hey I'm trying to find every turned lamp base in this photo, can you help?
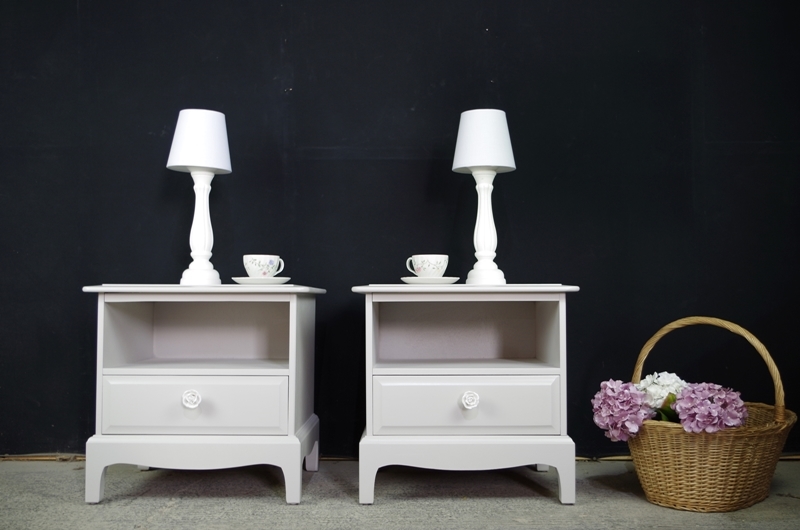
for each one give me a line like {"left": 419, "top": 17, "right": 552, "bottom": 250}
{"left": 466, "top": 267, "right": 506, "bottom": 285}
{"left": 180, "top": 268, "right": 221, "bottom": 286}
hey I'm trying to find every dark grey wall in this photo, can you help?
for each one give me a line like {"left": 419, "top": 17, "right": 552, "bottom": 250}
{"left": 2, "top": 1, "right": 798, "bottom": 458}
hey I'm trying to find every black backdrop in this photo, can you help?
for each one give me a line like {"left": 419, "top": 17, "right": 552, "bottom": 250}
{"left": 2, "top": 1, "right": 798, "bottom": 458}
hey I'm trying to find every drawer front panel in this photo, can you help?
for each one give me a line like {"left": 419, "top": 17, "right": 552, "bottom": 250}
{"left": 373, "top": 375, "right": 560, "bottom": 435}
{"left": 102, "top": 375, "right": 288, "bottom": 435}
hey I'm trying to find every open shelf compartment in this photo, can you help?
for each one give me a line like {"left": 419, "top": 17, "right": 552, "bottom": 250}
{"left": 371, "top": 300, "right": 562, "bottom": 374}
{"left": 101, "top": 301, "right": 291, "bottom": 375}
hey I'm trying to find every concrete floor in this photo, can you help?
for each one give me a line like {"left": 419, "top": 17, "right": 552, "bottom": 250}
{"left": 0, "top": 459, "right": 798, "bottom": 529}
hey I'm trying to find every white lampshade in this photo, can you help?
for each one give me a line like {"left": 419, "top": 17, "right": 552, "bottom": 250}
{"left": 166, "top": 109, "right": 232, "bottom": 174}
{"left": 452, "top": 109, "right": 516, "bottom": 174}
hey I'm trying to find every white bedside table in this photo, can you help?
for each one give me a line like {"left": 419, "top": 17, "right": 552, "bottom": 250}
{"left": 352, "top": 283, "right": 579, "bottom": 505}
{"left": 82, "top": 284, "right": 325, "bottom": 504}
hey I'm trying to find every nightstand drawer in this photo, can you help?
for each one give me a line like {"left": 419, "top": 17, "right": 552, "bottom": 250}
{"left": 372, "top": 375, "right": 560, "bottom": 435}
{"left": 102, "top": 375, "right": 288, "bottom": 435}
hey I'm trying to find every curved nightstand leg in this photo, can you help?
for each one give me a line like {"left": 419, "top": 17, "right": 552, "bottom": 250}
{"left": 282, "top": 463, "right": 302, "bottom": 504}
{"left": 304, "top": 440, "right": 319, "bottom": 472}
{"left": 358, "top": 458, "right": 379, "bottom": 504}
{"left": 555, "top": 462, "right": 576, "bottom": 504}
{"left": 84, "top": 460, "right": 107, "bottom": 504}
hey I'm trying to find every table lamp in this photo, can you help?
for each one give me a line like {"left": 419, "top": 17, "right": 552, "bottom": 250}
{"left": 452, "top": 109, "right": 516, "bottom": 285}
{"left": 166, "top": 109, "right": 232, "bottom": 285}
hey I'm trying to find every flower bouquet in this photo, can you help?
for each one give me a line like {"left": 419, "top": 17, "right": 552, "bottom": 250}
{"left": 592, "top": 372, "right": 748, "bottom": 442}
{"left": 593, "top": 317, "right": 795, "bottom": 512}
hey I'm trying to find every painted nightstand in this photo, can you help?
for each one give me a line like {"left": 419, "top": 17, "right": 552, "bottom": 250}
{"left": 352, "top": 283, "right": 579, "bottom": 504}
{"left": 82, "top": 284, "right": 324, "bottom": 504}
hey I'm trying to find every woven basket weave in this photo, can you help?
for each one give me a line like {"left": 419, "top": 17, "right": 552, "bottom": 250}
{"left": 628, "top": 316, "right": 796, "bottom": 512}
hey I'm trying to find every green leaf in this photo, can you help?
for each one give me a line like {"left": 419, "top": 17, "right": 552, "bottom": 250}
{"left": 655, "top": 393, "right": 680, "bottom": 422}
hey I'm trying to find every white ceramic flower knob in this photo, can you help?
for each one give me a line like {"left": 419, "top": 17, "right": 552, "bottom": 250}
{"left": 461, "top": 390, "right": 480, "bottom": 410}
{"left": 182, "top": 389, "right": 202, "bottom": 409}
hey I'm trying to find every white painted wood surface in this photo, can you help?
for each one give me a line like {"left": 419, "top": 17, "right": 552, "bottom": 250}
{"left": 372, "top": 375, "right": 560, "bottom": 435}
{"left": 83, "top": 285, "right": 324, "bottom": 504}
{"left": 102, "top": 375, "right": 289, "bottom": 435}
{"left": 84, "top": 284, "right": 325, "bottom": 294}
{"left": 358, "top": 433, "right": 576, "bottom": 505}
{"left": 353, "top": 284, "right": 578, "bottom": 505}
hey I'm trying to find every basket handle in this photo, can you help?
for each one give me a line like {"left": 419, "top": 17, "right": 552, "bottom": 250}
{"left": 631, "top": 316, "right": 786, "bottom": 423}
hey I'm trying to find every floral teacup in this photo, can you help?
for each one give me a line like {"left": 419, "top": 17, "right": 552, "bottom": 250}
{"left": 243, "top": 255, "right": 285, "bottom": 278}
{"left": 406, "top": 254, "right": 448, "bottom": 278}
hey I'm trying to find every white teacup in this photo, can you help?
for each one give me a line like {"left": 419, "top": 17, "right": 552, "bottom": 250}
{"left": 243, "top": 255, "right": 285, "bottom": 278}
{"left": 406, "top": 254, "right": 448, "bottom": 278}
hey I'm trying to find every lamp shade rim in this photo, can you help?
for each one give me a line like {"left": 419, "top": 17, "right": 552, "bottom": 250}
{"left": 166, "top": 164, "right": 233, "bottom": 174}
{"left": 452, "top": 165, "right": 516, "bottom": 174}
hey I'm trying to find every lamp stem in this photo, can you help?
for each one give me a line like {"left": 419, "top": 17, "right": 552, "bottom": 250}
{"left": 466, "top": 169, "right": 506, "bottom": 285}
{"left": 180, "top": 170, "right": 221, "bottom": 285}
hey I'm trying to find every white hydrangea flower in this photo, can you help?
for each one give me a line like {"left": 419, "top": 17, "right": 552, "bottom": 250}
{"left": 635, "top": 371, "right": 688, "bottom": 409}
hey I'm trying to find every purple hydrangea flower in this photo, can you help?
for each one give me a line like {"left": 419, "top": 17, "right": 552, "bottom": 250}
{"left": 592, "top": 379, "right": 655, "bottom": 442}
{"left": 672, "top": 382, "right": 748, "bottom": 433}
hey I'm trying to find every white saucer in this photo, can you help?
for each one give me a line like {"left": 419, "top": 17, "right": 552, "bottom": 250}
{"left": 401, "top": 277, "right": 459, "bottom": 285}
{"left": 232, "top": 277, "right": 290, "bottom": 285}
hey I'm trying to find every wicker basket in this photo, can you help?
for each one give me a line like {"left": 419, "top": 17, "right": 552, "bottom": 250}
{"left": 628, "top": 316, "right": 796, "bottom": 512}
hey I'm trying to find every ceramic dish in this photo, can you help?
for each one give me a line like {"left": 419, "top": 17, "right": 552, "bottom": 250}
{"left": 232, "top": 277, "right": 291, "bottom": 285}
{"left": 400, "top": 277, "right": 459, "bottom": 285}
